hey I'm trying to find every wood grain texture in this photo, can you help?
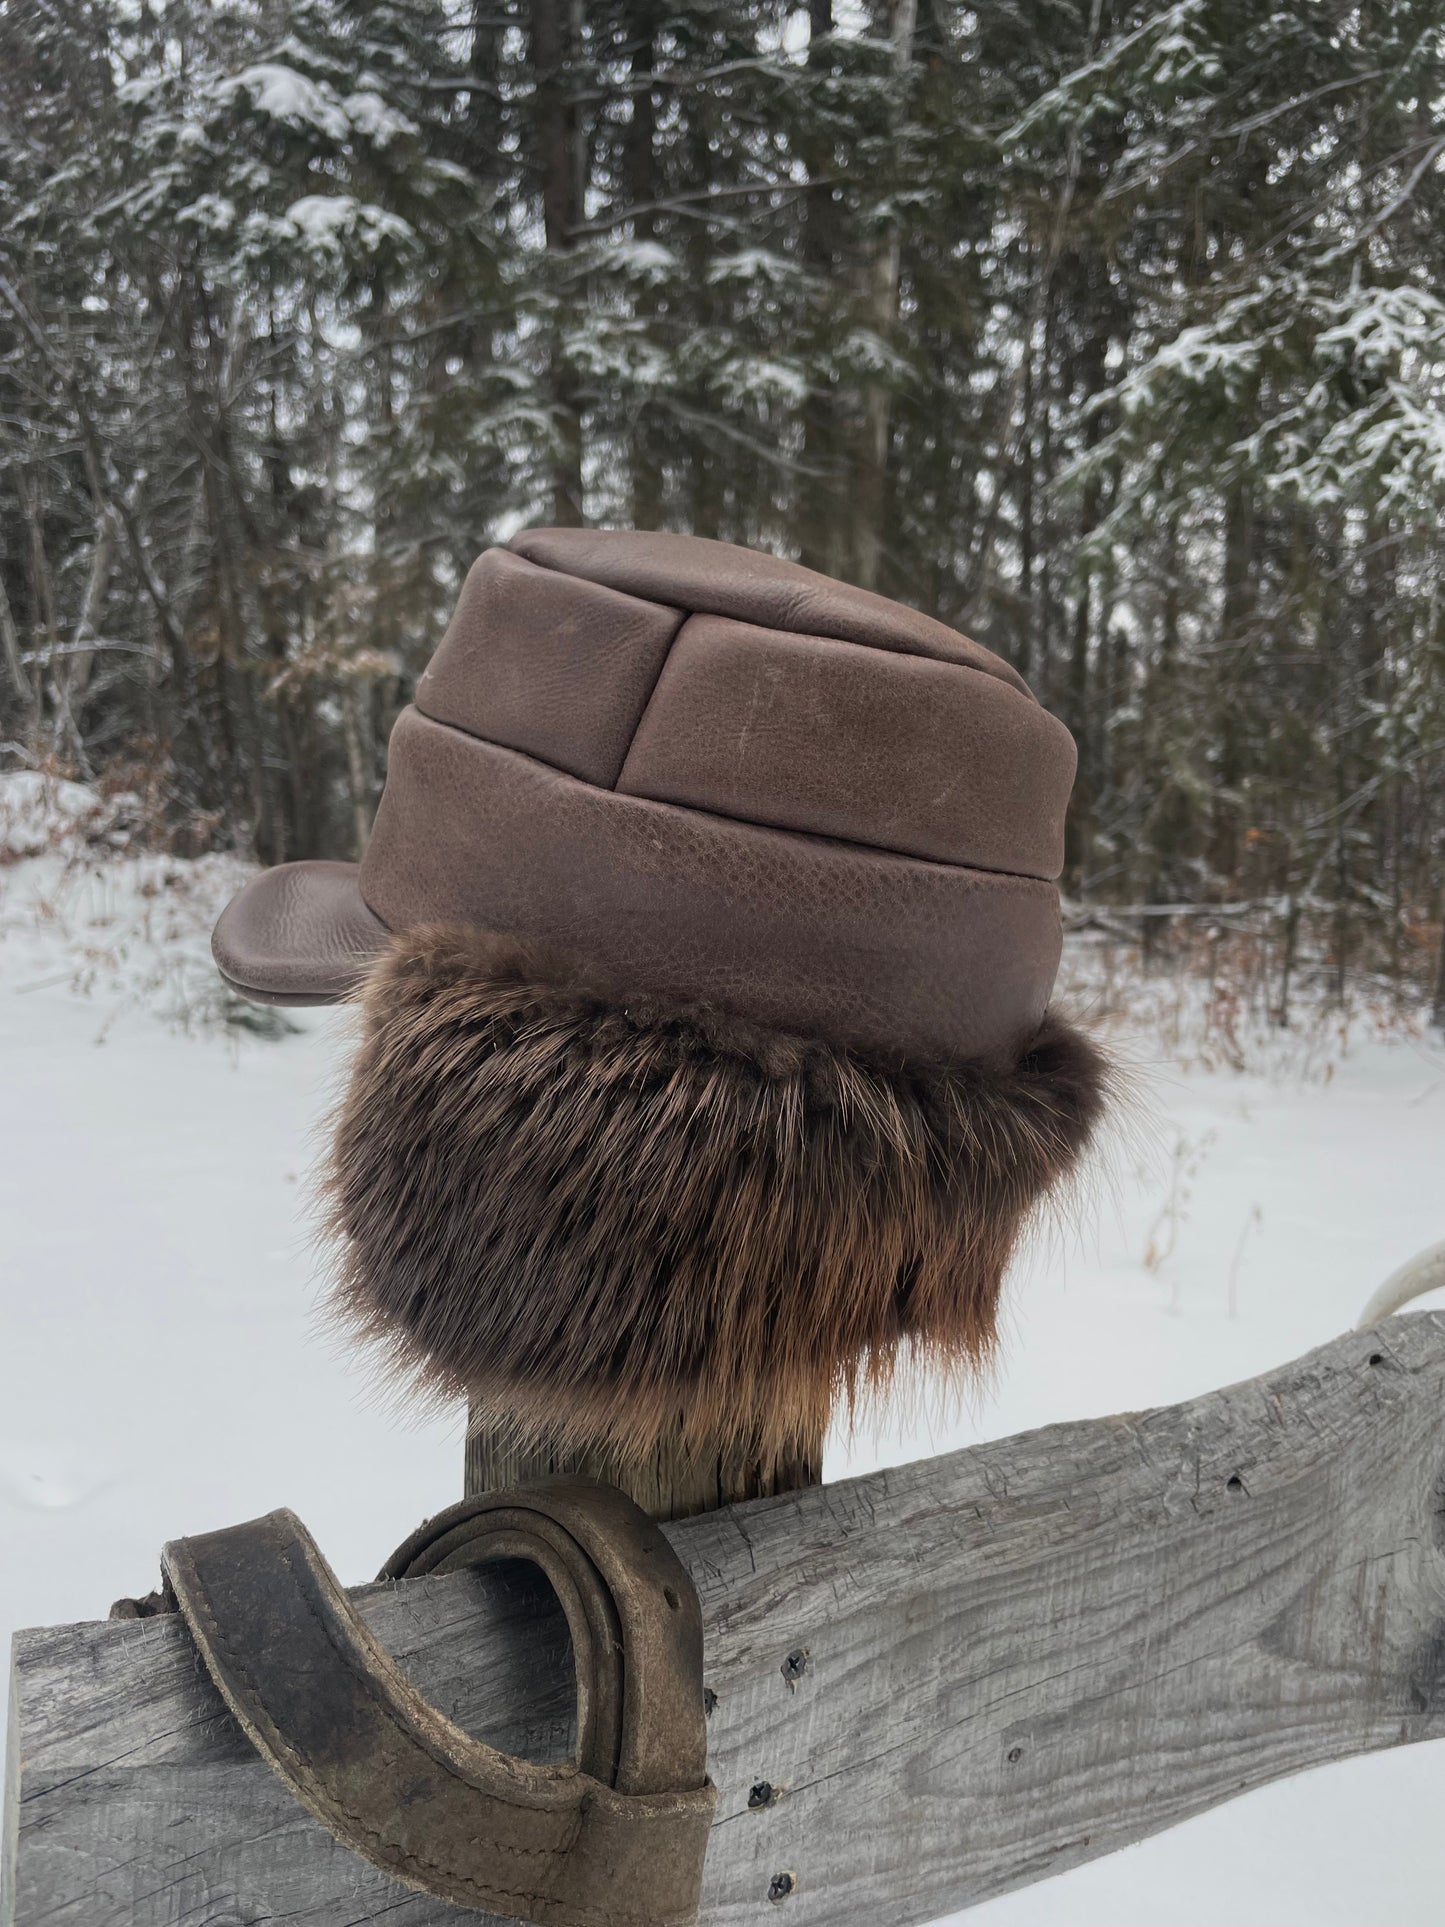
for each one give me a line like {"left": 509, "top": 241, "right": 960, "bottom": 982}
{"left": 463, "top": 1408, "right": 824, "bottom": 1521}
{"left": 6, "top": 1314, "right": 1445, "bottom": 1926}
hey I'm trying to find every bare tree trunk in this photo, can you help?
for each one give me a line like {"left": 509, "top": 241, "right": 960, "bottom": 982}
{"left": 16, "top": 461, "right": 58, "bottom": 739}
{"left": 51, "top": 507, "right": 117, "bottom": 766}
{"left": 624, "top": 1, "right": 663, "bottom": 529}
{"left": 1063, "top": 324, "right": 1108, "bottom": 879}
{"left": 1068, "top": 561, "right": 1093, "bottom": 835}
{"left": 340, "top": 682, "right": 372, "bottom": 860}
{"left": 797, "top": 0, "right": 843, "bottom": 577}
{"left": 1212, "top": 479, "right": 1253, "bottom": 890}
{"left": 848, "top": 0, "right": 916, "bottom": 593}
{"left": 530, "top": 0, "right": 585, "bottom": 525}
{"left": 0, "top": 566, "right": 36, "bottom": 726}
{"left": 1018, "top": 334, "right": 1037, "bottom": 683}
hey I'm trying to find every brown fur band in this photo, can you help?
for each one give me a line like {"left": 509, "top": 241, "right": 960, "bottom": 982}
{"left": 325, "top": 926, "right": 1108, "bottom": 1462}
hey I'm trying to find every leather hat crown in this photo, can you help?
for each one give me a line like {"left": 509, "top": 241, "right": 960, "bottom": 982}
{"left": 214, "top": 528, "right": 1076, "bottom": 1064}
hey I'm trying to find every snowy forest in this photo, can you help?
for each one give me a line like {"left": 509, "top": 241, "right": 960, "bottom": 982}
{"left": 2, "top": 0, "right": 1444, "bottom": 1020}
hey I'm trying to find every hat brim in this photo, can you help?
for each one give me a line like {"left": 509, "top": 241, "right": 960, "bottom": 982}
{"left": 212, "top": 860, "right": 391, "bottom": 1006}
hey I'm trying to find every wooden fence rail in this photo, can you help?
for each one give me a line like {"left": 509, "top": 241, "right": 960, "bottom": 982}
{"left": 6, "top": 1312, "right": 1445, "bottom": 1926}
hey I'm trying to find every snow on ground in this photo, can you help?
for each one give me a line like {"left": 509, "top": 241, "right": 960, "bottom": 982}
{"left": 2, "top": 778, "right": 1443, "bottom": 1925}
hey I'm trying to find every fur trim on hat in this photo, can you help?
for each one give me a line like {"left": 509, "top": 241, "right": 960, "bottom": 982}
{"left": 324, "top": 925, "right": 1109, "bottom": 1462}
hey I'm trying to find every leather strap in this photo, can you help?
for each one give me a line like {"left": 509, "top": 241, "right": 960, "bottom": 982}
{"left": 162, "top": 1481, "right": 716, "bottom": 1927}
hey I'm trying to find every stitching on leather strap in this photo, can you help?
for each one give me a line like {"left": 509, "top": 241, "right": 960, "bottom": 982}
{"left": 171, "top": 1537, "right": 574, "bottom": 1912}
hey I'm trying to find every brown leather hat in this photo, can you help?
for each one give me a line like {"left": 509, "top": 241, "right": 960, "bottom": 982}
{"left": 227, "top": 530, "right": 1106, "bottom": 1472}
{"left": 213, "top": 527, "right": 1076, "bottom": 1063}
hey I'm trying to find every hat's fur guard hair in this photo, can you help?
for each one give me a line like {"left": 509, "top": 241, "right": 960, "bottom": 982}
{"left": 326, "top": 926, "right": 1108, "bottom": 1462}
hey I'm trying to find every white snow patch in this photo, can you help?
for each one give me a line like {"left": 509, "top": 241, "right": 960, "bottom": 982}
{"left": 1113, "top": 321, "right": 1260, "bottom": 415}
{"left": 0, "top": 773, "right": 269, "bottom": 1033}
{"left": 224, "top": 63, "right": 350, "bottom": 143}
{"left": 284, "top": 194, "right": 415, "bottom": 256}
{"left": 176, "top": 193, "right": 238, "bottom": 233}
{"left": 342, "top": 89, "right": 417, "bottom": 146}
{"left": 1317, "top": 283, "right": 1445, "bottom": 371}
{"left": 706, "top": 248, "right": 800, "bottom": 287}
{"left": 598, "top": 239, "right": 678, "bottom": 283}
{"left": 719, "top": 356, "right": 810, "bottom": 407}
{"left": 1, "top": 771, "right": 103, "bottom": 847}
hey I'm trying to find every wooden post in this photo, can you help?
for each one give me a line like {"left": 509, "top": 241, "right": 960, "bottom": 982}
{"left": 464, "top": 1407, "right": 824, "bottom": 1521}
{"left": 8, "top": 1314, "right": 1445, "bottom": 1927}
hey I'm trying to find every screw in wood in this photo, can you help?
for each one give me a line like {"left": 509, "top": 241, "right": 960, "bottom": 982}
{"left": 768, "top": 1871, "right": 796, "bottom": 1902}
{"left": 748, "top": 1781, "right": 776, "bottom": 1809}
{"left": 780, "top": 1648, "right": 808, "bottom": 1685}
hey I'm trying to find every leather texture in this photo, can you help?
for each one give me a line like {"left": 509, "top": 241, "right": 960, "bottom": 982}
{"left": 212, "top": 859, "right": 388, "bottom": 1003}
{"left": 618, "top": 613, "right": 1075, "bottom": 876}
{"left": 510, "top": 526, "right": 1029, "bottom": 690}
{"left": 162, "top": 1484, "right": 716, "bottom": 1927}
{"left": 418, "top": 547, "right": 685, "bottom": 787}
{"left": 359, "top": 710, "right": 1061, "bottom": 1063}
{"left": 380, "top": 1484, "right": 709, "bottom": 1799}
{"left": 212, "top": 527, "right": 1077, "bottom": 1062}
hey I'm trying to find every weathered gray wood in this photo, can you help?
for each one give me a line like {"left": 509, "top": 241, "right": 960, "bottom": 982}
{"left": 6, "top": 1314, "right": 1445, "bottom": 1926}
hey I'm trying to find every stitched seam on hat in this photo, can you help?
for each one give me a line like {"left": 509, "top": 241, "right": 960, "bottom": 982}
{"left": 614, "top": 602, "right": 688, "bottom": 791}
{"left": 609, "top": 789, "right": 1060, "bottom": 883}
{"left": 507, "top": 542, "right": 1027, "bottom": 694}
{"left": 409, "top": 711, "right": 1061, "bottom": 885}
